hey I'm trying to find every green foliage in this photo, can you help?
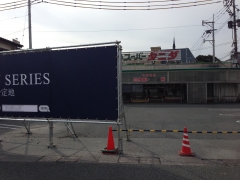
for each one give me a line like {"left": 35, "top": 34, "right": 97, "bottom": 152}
{"left": 196, "top": 55, "right": 220, "bottom": 62}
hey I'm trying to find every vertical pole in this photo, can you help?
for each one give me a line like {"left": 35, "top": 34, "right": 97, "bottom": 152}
{"left": 27, "top": 0, "right": 32, "bottom": 132}
{"left": 117, "top": 42, "right": 124, "bottom": 154}
{"left": 23, "top": 120, "right": 32, "bottom": 134}
{"left": 181, "top": 84, "right": 183, "bottom": 103}
{"left": 123, "top": 111, "right": 130, "bottom": 141}
{"left": 186, "top": 48, "right": 188, "bottom": 63}
{"left": 48, "top": 121, "right": 55, "bottom": 148}
{"left": 213, "top": 14, "right": 215, "bottom": 63}
{"left": 26, "top": 120, "right": 32, "bottom": 134}
{"left": 117, "top": 123, "right": 123, "bottom": 154}
{"left": 232, "top": 0, "right": 238, "bottom": 64}
{"left": 28, "top": 0, "right": 32, "bottom": 49}
{"left": 118, "top": 43, "right": 122, "bottom": 121}
{"left": 120, "top": 45, "right": 130, "bottom": 141}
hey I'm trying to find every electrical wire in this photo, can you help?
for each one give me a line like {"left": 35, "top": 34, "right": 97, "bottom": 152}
{"left": 215, "top": 17, "right": 230, "bottom": 34}
{"left": 192, "top": 41, "right": 233, "bottom": 51}
{"left": 0, "top": 15, "right": 27, "bottom": 22}
{"left": 214, "top": 6, "right": 229, "bottom": 22}
{"left": 0, "top": 0, "right": 26, "bottom": 6}
{"left": 218, "top": 51, "right": 232, "bottom": 60}
{"left": 47, "top": 0, "right": 218, "bottom": 8}
{"left": 0, "top": 0, "right": 42, "bottom": 11}
{"left": 194, "top": 3, "right": 231, "bottom": 58}
{"left": 31, "top": 24, "right": 201, "bottom": 33}
{"left": 0, "top": 0, "right": 222, "bottom": 11}
{"left": 207, "top": 4, "right": 226, "bottom": 21}
{"left": 2, "top": 27, "right": 28, "bottom": 38}
{"left": 22, "top": 9, "right": 28, "bottom": 45}
{"left": 194, "top": 42, "right": 204, "bottom": 56}
{"left": 0, "top": 4, "right": 27, "bottom": 12}
{"left": 74, "top": 0, "right": 188, "bottom": 3}
{"left": 0, "top": 2, "right": 28, "bottom": 8}
{"left": 190, "top": 32, "right": 209, "bottom": 52}
{"left": 192, "top": 34, "right": 206, "bottom": 56}
{"left": 190, "top": 36, "right": 202, "bottom": 49}
{"left": 218, "top": 51, "right": 231, "bottom": 57}
{"left": 0, "top": 3, "right": 28, "bottom": 10}
{"left": 191, "top": 37, "right": 204, "bottom": 52}
{"left": 43, "top": 0, "right": 221, "bottom": 10}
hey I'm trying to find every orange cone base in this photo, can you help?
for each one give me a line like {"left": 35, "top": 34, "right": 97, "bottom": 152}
{"left": 178, "top": 150, "right": 195, "bottom": 156}
{"left": 101, "top": 147, "right": 118, "bottom": 154}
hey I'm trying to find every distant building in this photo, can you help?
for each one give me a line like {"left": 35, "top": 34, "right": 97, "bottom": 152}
{"left": 0, "top": 37, "right": 23, "bottom": 51}
{"left": 121, "top": 42, "right": 240, "bottom": 104}
{"left": 122, "top": 47, "right": 195, "bottom": 65}
{"left": 122, "top": 38, "right": 195, "bottom": 65}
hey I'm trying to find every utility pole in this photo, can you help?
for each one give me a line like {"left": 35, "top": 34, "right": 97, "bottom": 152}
{"left": 202, "top": 14, "right": 217, "bottom": 63}
{"left": 225, "top": 0, "right": 239, "bottom": 65}
{"left": 213, "top": 14, "right": 215, "bottom": 62}
{"left": 28, "top": 0, "right": 32, "bottom": 49}
{"left": 232, "top": 0, "right": 238, "bottom": 64}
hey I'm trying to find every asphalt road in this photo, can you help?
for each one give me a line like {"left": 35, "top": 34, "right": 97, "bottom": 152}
{"left": 0, "top": 161, "right": 240, "bottom": 180}
{"left": 69, "top": 103, "right": 240, "bottom": 140}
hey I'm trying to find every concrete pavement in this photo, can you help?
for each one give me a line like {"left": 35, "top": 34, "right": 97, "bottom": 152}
{"left": 0, "top": 121, "right": 240, "bottom": 166}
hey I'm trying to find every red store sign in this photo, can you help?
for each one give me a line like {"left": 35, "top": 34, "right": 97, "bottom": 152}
{"left": 161, "top": 77, "right": 165, "bottom": 82}
{"left": 133, "top": 77, "right": 149, "bottom": 83}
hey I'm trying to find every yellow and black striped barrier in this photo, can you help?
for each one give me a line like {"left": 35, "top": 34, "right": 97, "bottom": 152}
{"left": 112, "top": 129, "right": 240, "bottom": 134}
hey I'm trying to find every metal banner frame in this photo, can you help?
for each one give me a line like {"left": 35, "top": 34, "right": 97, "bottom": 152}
{"left": 0, "top": 41, "right": 126, "bottom": 154}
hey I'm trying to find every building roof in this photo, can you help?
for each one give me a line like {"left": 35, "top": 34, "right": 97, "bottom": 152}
{"left": 0, "top": 37, "right": 23, "bottom": 51}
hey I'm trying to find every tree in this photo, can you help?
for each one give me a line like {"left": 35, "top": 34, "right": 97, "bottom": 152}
{"left": 196, "top": 55, "right": 220, "bottom": 62}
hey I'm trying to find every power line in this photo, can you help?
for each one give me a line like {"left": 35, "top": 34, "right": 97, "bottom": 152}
{"left": 27, "top": 24, "right": 201, "bottom": 33}
{"left": 190, "top": 32, "right": 209, "bottom": 52}
{"left": 214, "top": 6, "right": 229, "bottom": 22}
{"left": 0, "top": 24, "right": 202, "bottom": 34}
{"left": 0, "top": 0, "right": 27, "bottom": 6}
{"left": 206, "top": 1, "right": 229, "bottom": 22}
{"left": 48, "top": 0, "right": 217, "bottom": 7}
{"left": 2, "top": 28, "right": 28, "bottom": 37}
{"left": 43, "top": 0, "right": 221, "bottom": 10}
{"left": 191, "top": 37, "right": 204, "bottom": 52}
{"left": 0, "top": 1, "right": 28, "bottom": 8}
{"left": 195, "top": 42, "right": 204, "bottom": 56}
{"left": 74, "top": 0, "right": 187, "bottom": 3}
{"left": 218, "top": 50, "right": 233, "bottom": 60}
{"left": 0, "top": 5, "right": 27, "bottom": 11}
{"left": 0, "top": 0, "right": 41, "bottom": 11}
{"left": 191, "top": 41, "right": 233, "bottom": 51}
{"left": 22, "top": 8, "right": 28, "bottom": 45}
{"left": 0, "top": 0, "right": 222, "bottom": 9}
{"left": 0, "top": 0, "right": 222, "bottom": 11}
{"left": 0, "top": 15, "right": 27, "bottom": 22}
{"left": 192, "top": 3, "right": 231, "bottom": 57}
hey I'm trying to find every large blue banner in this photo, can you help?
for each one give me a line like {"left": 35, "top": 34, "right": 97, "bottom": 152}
{"left": 0, "top": 46, "right": 118, "bottom": 120}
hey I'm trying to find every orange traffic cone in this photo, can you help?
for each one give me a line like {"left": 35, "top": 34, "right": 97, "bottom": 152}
{"left": 178, "top": 127, "right": 194, "bottom": 156}
{"left": 101, "top": 126, "right": 118, "bottom": 153}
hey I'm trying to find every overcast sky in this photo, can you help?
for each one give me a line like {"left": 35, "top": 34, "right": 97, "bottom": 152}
{"left": 0, "top": 0, "right": 239, "bottom": 60}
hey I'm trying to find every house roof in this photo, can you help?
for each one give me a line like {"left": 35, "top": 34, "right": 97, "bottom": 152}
{"left": 0, "top": 37, "right": 23, "bottom": 48}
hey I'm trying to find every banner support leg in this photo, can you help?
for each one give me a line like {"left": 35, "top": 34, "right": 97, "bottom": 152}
{"left": 22, "top": 121, "right": 32, "bottom": 134}
{"left": 48, "top": 121, "right": 56, "bottom": 148}
{"left": 117, "top": 123, "right": 123, "bottom": 155}
{"left": 65, "top": 122, "right": 77, "bottom": 138}
{"left": 122, "top": 106, "right": 131, "bottom": 141}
